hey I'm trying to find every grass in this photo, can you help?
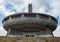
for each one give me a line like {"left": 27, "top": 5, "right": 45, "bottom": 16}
{"left": 0, "top": 37, "right": 60, "bottom": 42}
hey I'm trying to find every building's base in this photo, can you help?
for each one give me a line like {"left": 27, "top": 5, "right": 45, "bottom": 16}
{"left": 7, "top": 29, "right": 53, "bottom": 37}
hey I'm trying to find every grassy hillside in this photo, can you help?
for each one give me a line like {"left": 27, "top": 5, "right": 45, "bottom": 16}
{"left": 0, "top": 37, "right": 60, "bottom": 42}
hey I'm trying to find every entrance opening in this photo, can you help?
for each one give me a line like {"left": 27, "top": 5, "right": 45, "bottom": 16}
{"left": 25, "top": 35, "right": 34, "bottom": 37}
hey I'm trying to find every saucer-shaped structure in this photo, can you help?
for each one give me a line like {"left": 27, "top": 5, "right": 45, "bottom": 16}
{"left": 2, "top": 4, "right": 58, "bottom": 37}
{"left": 2, "top": 13, "right": 58, "bottom": 32}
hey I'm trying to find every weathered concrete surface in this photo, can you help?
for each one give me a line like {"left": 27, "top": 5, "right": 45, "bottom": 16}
{"left": 8, "top": 29, "right": 53, "bottom": 37}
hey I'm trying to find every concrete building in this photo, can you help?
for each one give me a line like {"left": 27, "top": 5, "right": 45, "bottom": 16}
{"left": 2, "top": 4, "right": 58, "bottom": 37}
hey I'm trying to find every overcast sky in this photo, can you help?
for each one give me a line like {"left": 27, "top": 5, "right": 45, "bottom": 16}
{"left": 0, "top": 0, "right": 60, "bottom": 36}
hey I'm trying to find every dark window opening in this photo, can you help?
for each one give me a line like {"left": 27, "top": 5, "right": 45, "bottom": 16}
{"left": 42, "top": 29, "right": 46, "bottom": 30}
{"left": 3, "top": 17, "right": 9, "bottom": 23}
{"left": 12, "top": 15, "right": 21, "bottom": 19}
{"left": 24, "top": 14, "right": 36, "bottom": 18}
{"left": 39, "top": 15, "right": 48, "bottom": 19}
{"left": 25, "top": 35, "right": 34, "bottom": 37}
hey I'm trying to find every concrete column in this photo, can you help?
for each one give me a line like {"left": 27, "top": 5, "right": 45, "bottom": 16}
{"left": 9, "top": 16, "right": 12, "bottom": 21}
{"left": 36, "top": 14, "right": 39, "bottom": 18}
{"left": 21, "top": 14, "right": 25, "bottom": 18}
{"left": 49, "top": 17, "right": 51, "bottom": 22}
{"left": 7, "top": 29, "right": 11, "bottom": 36}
